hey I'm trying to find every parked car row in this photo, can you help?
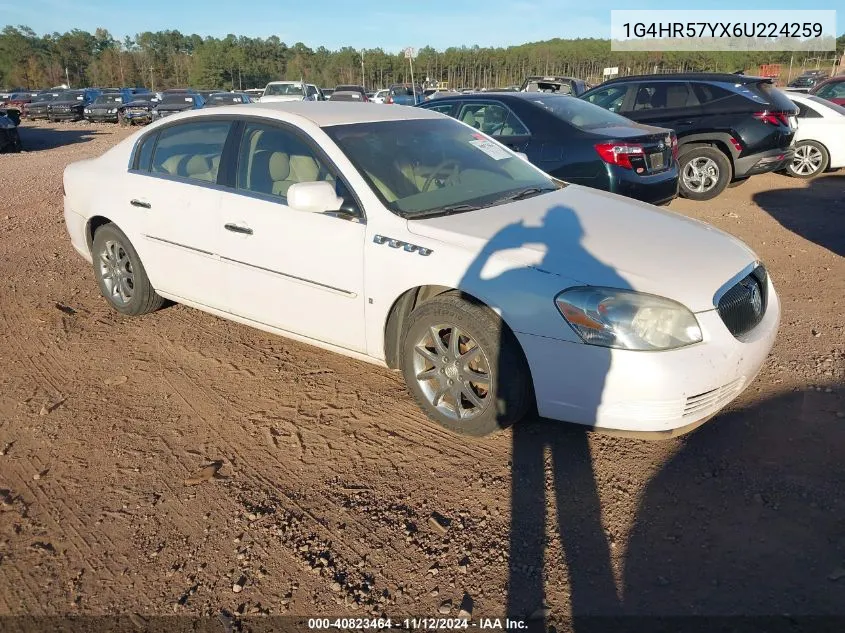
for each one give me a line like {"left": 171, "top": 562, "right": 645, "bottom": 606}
{"left": 420, "top": 71, "right": 844, "bottom": 202}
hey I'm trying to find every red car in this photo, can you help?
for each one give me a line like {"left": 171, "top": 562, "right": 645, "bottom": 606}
{"left": 809, "top": 75, "right": 845, "bottom": 106}
{"left": 3, "top": 92, "right": 32, "bottom": 108}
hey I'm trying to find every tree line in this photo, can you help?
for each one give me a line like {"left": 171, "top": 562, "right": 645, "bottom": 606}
{"left": 1, "top": 25, "right": 843, "bottom": 91}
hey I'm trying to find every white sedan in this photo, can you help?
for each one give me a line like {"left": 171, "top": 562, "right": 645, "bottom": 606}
{"left": 785, "top": 93, "right": 845, "bottom": 178}
{"left": 63, "top": 103, "right": 780, "bottom": 437}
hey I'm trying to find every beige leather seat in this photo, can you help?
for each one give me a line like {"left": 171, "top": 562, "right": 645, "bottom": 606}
{"left": 185, "top": 155, "right": 215, "bottom": 182}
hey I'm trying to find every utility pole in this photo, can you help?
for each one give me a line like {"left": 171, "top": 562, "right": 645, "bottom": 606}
{"left": 150, "top": 66, "right": 155, "bottom": 92}
{"left": 65, "top": 66, "right": 70, "bottom": 88}
{"left": 360, "top": 49, "right": 365, "bottom": 89}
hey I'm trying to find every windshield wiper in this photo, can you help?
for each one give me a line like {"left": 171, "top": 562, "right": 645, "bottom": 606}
{"left": 408, "top": 204, "right": 481, "bottom": 219}
{"left": 500, "top": 187, "right": 557, "bottom": 202}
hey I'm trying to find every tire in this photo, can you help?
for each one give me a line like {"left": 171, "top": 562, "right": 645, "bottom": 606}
{"left": 786, "top": 140, "right": 829, "bottom": 179}
{"left": 92, "top": 223, "right": 165, "bottom": 316}
{"left": 678, "top": 146, "right": 732, "bottom": 201}
{"left": 400, "top": 292, "right": 533, "bottom": 436}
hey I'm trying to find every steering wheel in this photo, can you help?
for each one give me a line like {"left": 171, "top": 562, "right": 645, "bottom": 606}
{"left": 422, "top": 160, "right": 461, "bottom": 192}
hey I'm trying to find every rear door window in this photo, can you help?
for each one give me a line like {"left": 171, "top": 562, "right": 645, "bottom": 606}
{"left": 150, "top": 121, "right": 232, "bottom": 183}
{"left": 631, "top": 82, "right": 695, "bottom": 111}
{"left": 455, "top": 103, "right": 529, "bottom": 137}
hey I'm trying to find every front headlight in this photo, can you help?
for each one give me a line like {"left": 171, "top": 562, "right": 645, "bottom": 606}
{"left": 555, "top": 287, "right": 702, "bottom": 351}
{"left": 108, "top": 108, "right": 117, "bottom": 113}
{"left": 84, "top": 108, "right": 90, "bottom": 113}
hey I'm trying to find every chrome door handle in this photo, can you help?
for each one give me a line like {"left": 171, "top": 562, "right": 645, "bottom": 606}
{"left": 224, "top": 223, "right": 253, "bottom": 235}
{"left": 130, "top": 199, "right": 151, "bottom": 209}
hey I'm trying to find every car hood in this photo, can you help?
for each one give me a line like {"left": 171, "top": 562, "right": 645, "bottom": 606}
{"left": 258, "top": 95, "right": 304, "bottom": 103}
{"left": 406, "top": 185, "right": 758, "bottom": 313}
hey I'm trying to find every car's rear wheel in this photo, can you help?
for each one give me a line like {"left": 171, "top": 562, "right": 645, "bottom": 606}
{"left": 92, "top": 223, "right": 165, "bottom": 316}
{"left": 786, "top": 140, "right": 829, "bottom": 179}
{"left": 678, "top": 146, "right": 732, "bottom": 201}
{"left": 400, "top": 292, "right": 533, "bottom": 436}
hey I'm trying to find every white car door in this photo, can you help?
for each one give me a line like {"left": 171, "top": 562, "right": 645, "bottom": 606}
{"left": 126, "top": 119, "right": 233, "bottom": 309}
{"left": 216, "top": 120, "right": 367, "bottom": 352}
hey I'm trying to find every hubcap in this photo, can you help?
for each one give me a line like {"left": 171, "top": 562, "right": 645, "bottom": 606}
{"left": 791, "top": 144, "right": 823, "bottom": 175}
{"left": 98, "top": 240, "right": 135, "bottom": 306}
{"left": 682, "top": 157, "right": 720, "bottom": 193}
{"left": 413, "top": 324, "right": 491, "bottom": 421}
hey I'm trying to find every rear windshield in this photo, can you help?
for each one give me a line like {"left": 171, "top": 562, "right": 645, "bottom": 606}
{"left": 523, "top": 81, "right": 572, "bottom": 95}
{"left": 527, "top": 95, "right": 634, "bottom": 129}
{"left": 264, "top": 83, "right": 303, "bottom": 96}
{"left": 161, "top": 93, "right": 195, "bottom": 105}
{"left": 757, "top": 82, "right": 799, "bottom": 112}
{"left": 336, "top": 85, "right": 364, "bottom": 93}
{"left": 32, "top": 93, "right": 55, "bottom": 102}
{"left": 95, "top": 94, "right": 123, "bottom": 104}
{"left": 209, "top": 94, "right": 243, "bottom": 103}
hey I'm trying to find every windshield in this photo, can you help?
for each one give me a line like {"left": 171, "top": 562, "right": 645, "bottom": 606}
{"left": 264, "top": 83, "right": 303, "bottom": 96}
{"left": 33, "top": 94, "right": 54, "bottom": 102}
{"left": 161, "top": 93, "right": 195, "bottom": 105}
{"left": 95, "top": 94, "right": 122, "bottom": 104}
{"left": 790, "top": 77, "right": 814, "bottom": 86}
{"left": 325, "top": 118, "right": 557, "bottom": 218}
{"left": 58, "top": 90, "right": 84, "bottom": 101}
{"left": 527, "top": 95, "right": 634, "bottom": 129}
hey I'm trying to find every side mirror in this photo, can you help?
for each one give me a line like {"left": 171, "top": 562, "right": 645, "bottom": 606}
{"left": 287, "top": 181, "right": 343, "bottom": 214}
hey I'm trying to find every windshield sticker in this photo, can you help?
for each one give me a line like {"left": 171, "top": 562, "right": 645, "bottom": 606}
{"left": 185, "top": 97, "right": 193, "bottom": 102}
{"left": 469, "top": 139, "right": 511, "bottom": 160}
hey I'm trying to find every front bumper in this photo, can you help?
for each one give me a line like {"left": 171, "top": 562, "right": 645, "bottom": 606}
{"left": 734, "top": 148, "right": 794, "bottom": 178}
{"left": 49, "top": 110, "right": 83, "bottom": 121}
{"left": 84, "top": 112, "right": 118, "bottom": 122}
{"left": 517, "top": 278, "right": 780, "bottom": 435}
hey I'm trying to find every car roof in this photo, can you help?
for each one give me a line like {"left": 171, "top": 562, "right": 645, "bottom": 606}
{"left": 598, "top": 72, "right": 770, "bottom": 85}
{"left": 425, "top": 91, "right": 567, "bottom": 102}
{"left": 169, "top": 101, "right": 444, "bottom": 127}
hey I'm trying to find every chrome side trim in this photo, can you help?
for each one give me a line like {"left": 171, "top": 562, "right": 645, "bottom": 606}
{"left": 144, "top": 234, "right": 215, "bottom": 256}
{"left": 219, "top": 256, "right": 356, "bottom": 297}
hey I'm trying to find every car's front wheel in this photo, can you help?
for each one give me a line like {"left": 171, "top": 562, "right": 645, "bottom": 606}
{"left": 786, "top": 140, "right": 829, "bottom": 179}
{"left": 92, "top": 223, "right": 165, "bottom": 316}
{"left": 678, "top": 146, "right": 732, "bottom": 201}
{"left": 400, "top": 292, "right": 533, "bottom": 436}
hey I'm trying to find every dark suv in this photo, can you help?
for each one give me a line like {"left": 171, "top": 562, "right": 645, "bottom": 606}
{"left": 580, "top": 73, "right": 798, "bottom": 200}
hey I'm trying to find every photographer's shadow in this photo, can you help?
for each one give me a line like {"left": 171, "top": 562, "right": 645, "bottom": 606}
{"left": 458, "top": 205, "right": 628, "bottom": 626}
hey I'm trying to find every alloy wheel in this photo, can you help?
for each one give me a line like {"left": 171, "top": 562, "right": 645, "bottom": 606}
{"left": 791, "top": 144, "right": 824, "bottom": 176}
{"left": 412, "top": 324, "right": 491, "bottom": 421}
{"left": 98, "top": 239, "right": 135, "bottom": 306}
{"left": 682, "top": 157, "right": 720, "bottom": 193}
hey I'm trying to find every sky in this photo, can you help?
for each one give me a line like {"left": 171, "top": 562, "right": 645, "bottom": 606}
{"left": 1, "top": 0, "right": 843, "bottom": 52}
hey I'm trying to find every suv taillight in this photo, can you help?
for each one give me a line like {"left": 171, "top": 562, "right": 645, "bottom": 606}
{"left": 670, "top": 134, "right": 679, "bottom": 161}
{"left": 753, "top": 111, "right": 790, "bottom": 126}
{"left": 385, "top": 95, "right": 393, "bottom": 104}
{"left": 594, "top": 142, "right": 644, "bottom": 169}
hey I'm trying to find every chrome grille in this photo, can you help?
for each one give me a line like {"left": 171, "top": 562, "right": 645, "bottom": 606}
{"left": 717, "top": 265, "right": 768, "bottom": 338}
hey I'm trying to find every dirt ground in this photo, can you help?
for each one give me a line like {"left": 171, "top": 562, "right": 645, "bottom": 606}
{"left": 0, "top": 121, "right": 843, "bottom": 629}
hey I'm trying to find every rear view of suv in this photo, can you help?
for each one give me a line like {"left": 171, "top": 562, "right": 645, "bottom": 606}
{"left": 581, "top": 73, "right": 798, "bottom": 200}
